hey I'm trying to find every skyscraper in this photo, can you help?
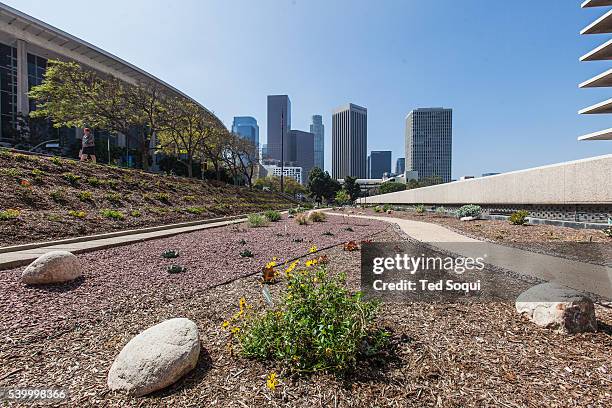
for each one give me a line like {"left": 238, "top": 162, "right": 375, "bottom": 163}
{"left": 267, "top": 95, "right": 291, "bottom": 162}
{"left": 332, "top": 103, "right": 367, "bottom": 179}
{"left": 395, "top": 157, "right": 405, "bottom": 175}
{"left": 231, "top": 116, "right": 259, "bottom": 147}
{"left": 289, "top": 130, "right": 315, "bottom": 183}
{"left": 310, "top": 115, "right": 324, "bottom": 170}
{"left": 405, "top": 108, "right": 452, "bottom": 183}
{"left": 367, "top": 151, "right": 392, "bottom": 179}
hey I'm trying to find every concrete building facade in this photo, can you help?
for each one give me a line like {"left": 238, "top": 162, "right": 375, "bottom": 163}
{"left": 262, "top": 164, "right": 303, "bottom": 185}
{"left": 368, "top": 150, "right": 392, "bottom": 179}
{"left": 405, "top": 108, "right": 453, "bottom": 183}
{"left": 332, "top": 103, "right": 367, "bottom": 179}
{"left": 0, "top": 3, "right": 223, "bottom": 151}
{"left": 267, "top": 95, "right": 291, "bottom": 162}
{"left": 310, "top": 114, "right": 324, "bottom": 170}
{"left": 231, "top": 116, "right": 259, "bottom": 148}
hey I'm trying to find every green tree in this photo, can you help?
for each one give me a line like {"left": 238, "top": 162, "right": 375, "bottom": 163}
{"left": 343, "top": 176, "right": 361, "bottom": 201}
{"left": 335, "top": 189, "right": 351, "bottom": 205}
{"left": 307, "top": 167, "right": 341, "bottom": 203}
{"left": 379, "top": 181, "right": 406, "bottom": 194}
{"left": 254, "top": 175, "right": 305, "bottom": 196}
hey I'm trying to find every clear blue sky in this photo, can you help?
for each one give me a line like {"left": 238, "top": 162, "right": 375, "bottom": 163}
{"left": 7, "top": 0, "right": 612, "bottom": 177}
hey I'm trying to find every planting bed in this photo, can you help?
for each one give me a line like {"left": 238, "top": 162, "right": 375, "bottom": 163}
{"left": 0, "top": 215, "right": 610, "bottom": 407}
{"left": 0, "top": 150, "right": 295, "bottom": 247}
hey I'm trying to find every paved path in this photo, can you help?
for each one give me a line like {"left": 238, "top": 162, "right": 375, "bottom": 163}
{"left": 326, "top": 212, "right": 612, "bottom": 299}
{"left": 0, "top": 217, "right": 245, "bottom": 270}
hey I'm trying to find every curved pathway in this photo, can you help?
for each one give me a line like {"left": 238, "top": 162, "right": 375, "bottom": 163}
{"left": 325, "top": 212, "right": 612, "bottom": 300}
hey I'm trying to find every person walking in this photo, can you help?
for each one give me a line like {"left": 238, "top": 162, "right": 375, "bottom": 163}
{"left": 80, "top": 128, "right": 96, "bottom": 163}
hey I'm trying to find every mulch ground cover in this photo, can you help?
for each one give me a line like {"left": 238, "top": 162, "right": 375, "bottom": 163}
{"left": 0, "top": 216, "right": 610, "bottom": 407}
{"left": 0, "top": 150, "right": 294, "bottom": 247}
{"left": 347, "top": 208, "right": 612, "bottom": 267}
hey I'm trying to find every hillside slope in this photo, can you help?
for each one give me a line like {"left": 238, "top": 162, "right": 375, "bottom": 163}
{"left": 0, "top": 150, "right": 294, "bottom": 247}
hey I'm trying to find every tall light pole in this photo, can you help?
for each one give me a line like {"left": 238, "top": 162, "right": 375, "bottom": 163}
{"left": 280, "top": 109, "right": 284, "bottom": 193}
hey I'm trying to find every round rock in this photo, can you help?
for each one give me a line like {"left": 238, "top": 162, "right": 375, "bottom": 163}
{"left": 21, "top": 251, "right": 82, "bottom": 285}
{"left": 107, "top": 318, "right": 200, "bottom": 397}
{"left": 515, "top": 283, "right": 597, "bottom": 334}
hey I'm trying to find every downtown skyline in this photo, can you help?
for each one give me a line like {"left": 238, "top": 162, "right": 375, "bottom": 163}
{"left": 6, "top": 0, "right": 611, "bottom": 179}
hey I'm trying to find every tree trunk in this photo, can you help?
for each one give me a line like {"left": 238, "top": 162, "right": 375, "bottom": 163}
{"left": 187, "top": 157, "right": 193, "bottom": 178}
{"left": 140, "top": 130, "right": 149, "bottom": 171}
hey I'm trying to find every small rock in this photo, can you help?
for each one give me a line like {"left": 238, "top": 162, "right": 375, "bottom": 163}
{"left": 107, "top": 318, "right": 200, "bottom": 396}
{"left": 460, "top": 216, "right": 477, "bottom": 221}
{"left": 515, "top": 283, "right": 597, "bottom": 333}
{"left": 21, "top": 251, "right": 82, "bottom": 285}
{"left": 386, "top": 209, "right": 393, "bottom": 214}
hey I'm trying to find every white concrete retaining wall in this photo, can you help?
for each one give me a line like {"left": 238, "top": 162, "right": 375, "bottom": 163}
{"left": 358, "top": 155, "right": 612, "bottom": 205}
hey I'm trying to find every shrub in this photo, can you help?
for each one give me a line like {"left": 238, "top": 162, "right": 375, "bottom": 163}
{"left": 86, "top": 177, "right": 103, "bottom": 187}
{"left": 77, "top": 191, "right": 94, "bottom": 202}
{"left": 415, "top": 204, "right": 426, "bottom": 214}
{"left": 456, "top": 204, "right": 482, "bottom": 218}
{"left": 335, "top": 189, "right": 351, "bottom": 205}
{"left": 47, "top": 213, "right": 62, "bottom": 222}
{"left": 308, "top": 211, "right": 326, "bottom": 222}
{"left": 31, "top": 168, "right": 45, "bottom": 180}
{"left": 49, "top": 189, "right": 66, "bottom": 203}
{"left": 62, "top": 172, "right": 82, "bottom": 185}
{"left": 183, "top": 195, "right": 197, "bottom": 202}
{"left": 68, "top": 210, "right": 86, "bottom": 218}
{"left": 0, "top": 167, "right": 20, "bottom": 178}
{"left": 13, "top": 153, "right": 38, "bottom": 162}
{"left": 373, "top": 206, "right": 383, "bottom": 213}
{"left": 240, "top": 249, "right": 254, "bottom": 258}
{"left": 264, "top": 210, "right": 282, "bottom": 222}
{"left": 435, "top": 206, "right": 446, "bottom": 215}
{"left": 0, "top": 209, "right": 20, "bottom": 220}
{"left": 302, "top": 202, "right": 315, "bottom": 210}
{"left": 288, "top": 208, "right": 298, "bottom": 215}
{"left": 100, "top": 209, "right": 124, "bottom": 220}
{"left": 49, "top": 156, "right": 62, "bottom": 166}
{"left": 104, "top": 192, "right": 122, "bottom": 203}
{"left": 508, "top": 210, "right": 529, "bottom": 225}
{"left": 295, "top": 213, "right": 309, "bottom": 225}
{"left": 232, "top": 266, "right": 385, "bottom": 374}
{"left": 382, "top": 204, "right": 391, "bottom": 212}
{"left": 604, "top": 227, "right": 612, "bottom": 238}
{"left": 248, "top": 213, "right": 269, "bottom": 228}
{"left": 379, "top": 181, "right": 406, "bottom": 195}
{"left": 107, "top": 179, "right": 119, "bottom": 190}
{"left": 154, "top": 192, "right": 171, "bottom": 204}
{"left": 185, "top": 206, "right": 205, "bottom": 215}
{"left": 130, "top": 210, "right": 142, "bottom": 217}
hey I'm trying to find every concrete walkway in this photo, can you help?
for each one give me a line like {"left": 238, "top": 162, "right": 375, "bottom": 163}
{"left": 327, "top": 212, "right": 612, "bottom": 299}
{"left": 0, "top": 217, "right": 246, "bottom": 270}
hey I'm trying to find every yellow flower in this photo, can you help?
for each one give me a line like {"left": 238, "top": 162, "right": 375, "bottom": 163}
{"left": 305, "top": 258, "right": 318, "bottom": 267}
{"left": 325, "top": 347, "right": 332, "bottom": 356}
{"left": 221, "top": 321, "right": 230, "bottom": 329}
{"left": 231, "top": 326, "right": 241, "bottom": 334}
{"left": 266, "top": 372, "right": 278, "bottom": 391}
{"left": 309, "top": 245, "right": 318, "bottom": 253}
{"left": 284, "top": 260, "right": 299, "bottom": 276}
{"left": 239, "top": 297, "right": 247, "bottom": 312}
{"left": 265, "top": 260, "right": 277, "bottom": 269}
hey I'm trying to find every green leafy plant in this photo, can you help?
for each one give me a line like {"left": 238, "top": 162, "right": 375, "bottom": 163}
{"left": 49, "top": 189, "right": 66, "bottom": 203}
{"left": 264, "top": 210, "right": 282, "bottom": 222}
{"left": 288, "top": 208, "right": 298, "bottom": 215}
{"left": 47, "top": 213, "right": 62, "bottom": 222}
{"left": 309, "top": 211, "right": 326, "bottom": 223}
{"left": 62, "top": 172, "right": 82, "bottom": 185}
{"left": 335, "top": 189, "right": 351, "bottom": 205}
{"left": 415, "top": 204, "right": 426, "bottom": 214}
{"left": 183, "top": 195, "right": 197, "bottom": 202}
{"left": 185, "top": 206, "right": 205, "bottom": 215}
{"left": 604, "top": 227, "right": 612, "bottom": 238}
{"left": 100, "top": 209, "right": 124, "bottom": 220}
{"left": 13, "top": 153, "right": 38, "bottom": 162}
{"left": 30, "top": 168, "right": 45, "bottom": 182}
{"left": 248, "top": 213, "right": 269, "bottom": 228}
{"left": 104, "top": 192, "right": 122, "bottom": 203}
{"left": 0, "top": 167, "right": 20, "bottom": 178}
{"left": 373, "top": 206, "right": 383, "bottom": 213}
{"left": 77, "top": 191, "right": 94, "bottom": 202}
{"left": 107, "top": 179, "right": 119, "bottom": 190}
{"left": 239, "top": 238, "right": 247, "bottom": 245}
{"left": 435, "top": 206, "right": 445, "bottom": 215}
{"left": 232, "top": 266, "right": 385, "bottom": 374}
{"left": 86, "top": 177, "right": 103, "bottom": 187}
{"left": 68, "top": 210, "right": 87, "bottom": 218}
{"left": 154, "top": 192, "right": 171, "bottom": 204}
{"left": 382, "top": 204, "right": 391, "bottom": 213}
{"left": 49, "top": 156, "right": 62, "bottom": 166}
{"left": 167, "top": 265, "right": 186, "bottom": 274}
{"left": 240, "top": 249, "right": 254, "bottom": 258}
{"left": 456, "top": 204, "right": 482, "bottom": 218}
{"left": 0, "top": 209, "right": 20, "bottom": 221}
{"left": 302, "top": 202, "right": 315, "bottom": 210}
{"left": 130, "top": 210, "right": 142, "bottom": 217}
{"left": 162, "top": 250, "right": 180, "bottom": 259}
{"left": 508, "top": 210, "right": 530, "bottom": 225}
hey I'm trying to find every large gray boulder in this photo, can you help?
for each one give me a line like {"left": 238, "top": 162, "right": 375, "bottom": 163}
{"left": 21, "top": 251, "right": 82, "bottom": 285}
{"left": 515, "top": 283, "right": 597, "bottom": 334}
{"left": 107, "top": 318, "right": 200, "bottom": 397}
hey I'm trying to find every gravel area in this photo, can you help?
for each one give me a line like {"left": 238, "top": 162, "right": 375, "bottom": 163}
{"left": 343, "top": 208, "right": 612, "bottom": 266}
{"left": 1, "top": 215, "right": 610, "bottom": 407}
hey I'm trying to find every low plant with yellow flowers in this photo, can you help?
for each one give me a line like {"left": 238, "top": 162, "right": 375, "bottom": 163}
{"left": 230, "top": 259, "right": 388, "bottom": 374}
